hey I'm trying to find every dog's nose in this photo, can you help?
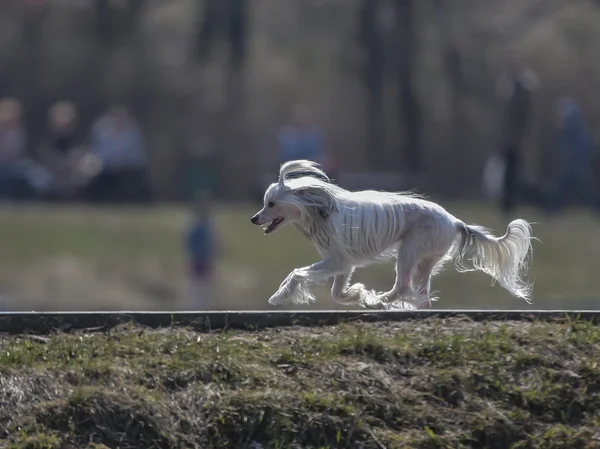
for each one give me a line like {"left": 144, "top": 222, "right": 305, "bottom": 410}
{"left": 250, "top": 215, "right": 258, "bottom": 224}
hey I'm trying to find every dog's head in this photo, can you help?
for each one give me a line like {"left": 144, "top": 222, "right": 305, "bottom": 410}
{"left": 250, "top": 160, "right": 334, "bottom": 235}
{"left": 250, "top": 182, "right": 302, "bottom": 234}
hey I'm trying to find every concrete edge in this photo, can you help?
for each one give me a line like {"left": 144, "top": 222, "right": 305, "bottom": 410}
{"left": 0, "top": 309, "right": 599, "bottom": 334}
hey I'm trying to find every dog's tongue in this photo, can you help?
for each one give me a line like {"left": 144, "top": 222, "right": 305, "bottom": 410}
{"left": 264, "top": 218, "right": 281, "bottom": 234}
{"left": 264, "top": 221, "right": 276, "bottom": 234}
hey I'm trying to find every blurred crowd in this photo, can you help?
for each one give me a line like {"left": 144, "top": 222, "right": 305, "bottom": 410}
{"left": 485, "top": 56, "right": 600, "bottom": 217}
{"left": 0, "top": 97, "right": 339, "bottom": 207}
{"left": 0, "top": 98, "right": 152, "bottom": 204}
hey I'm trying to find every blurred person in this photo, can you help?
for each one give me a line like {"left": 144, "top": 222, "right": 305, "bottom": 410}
{"left": 0, "top": 98, "right": 50, "bottom": 200}
{"left": 276, "top": 103, "right": 340, "bottom": 183}
{"left": 184, "top": 192, "right": 217, "bottom": 310}
{"left": 495, "top": 54, "right": 540, "bottom": 215}
{"left": 545, "top": 97, "right": 600, "bottom": 213}
{"left": 182, "top": 112, "right": 219, "bottom": 201}
{"left": 85, "top": 105, "right": 152, "bottom": 204}
{"left": 278, "top": 104, "right": 325, "bottom": 165}
{"left": 37, "top": 101, "right": 92, "bottom": 200}
{"left": 0, "top": 98, "right": 28, "bottom": 199}
{"left": 0, "top": 99, "right": 26, "bottom": 165}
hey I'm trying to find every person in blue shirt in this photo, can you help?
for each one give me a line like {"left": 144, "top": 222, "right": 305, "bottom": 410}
{"left": 546, "top": 97, "right": 600, "bottom": 213}
{"left": 278, "top": 104, "right": 324, "bottom": 165}
{"left": 184, "top": 192, "right": 217, "bottom": 309}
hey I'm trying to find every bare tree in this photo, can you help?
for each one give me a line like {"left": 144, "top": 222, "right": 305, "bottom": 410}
{"left": 228, "top": 0, "right": 248, "bottom": 74}
{"left": 196, "top": 0, "right": 248, "bottom": 72}
{"left": 94, "top": 0, "right": 112, "bottom": 40}
{"left": 94, "top": 0, "right": 146, "bottom": 43}
{"left": 394, "top": 0, "right": 422, "bottom": 172}
{"left": 15, "top": 0, "right": 48, "bottom": 149}
{"left": 358, "top": 0, "right": 385, "bottom": 169}
{"left": 195, "top": 0, "right": 250, "bottom": 199}
{"left": 196, "top": 0, "right": 221, "bottom": 63}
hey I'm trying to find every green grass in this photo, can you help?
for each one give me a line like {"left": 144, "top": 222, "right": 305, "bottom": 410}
{"left": 0, "top": 202, "right": 598, "bottom": 311}
{"left": 1, "top": 317, "right": 600, "bottom": 448}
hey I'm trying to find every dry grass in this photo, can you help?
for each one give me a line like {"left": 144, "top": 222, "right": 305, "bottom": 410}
{"left": 0, "top": 202, "right": 598, "bottom": 312}
{"left": 1, "top": 316, "right": 600, "bottom": 448}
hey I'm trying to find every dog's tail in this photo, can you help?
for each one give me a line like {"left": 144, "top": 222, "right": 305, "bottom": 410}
{"left": 453, "top": 219, "right": 534, "bottom": 302}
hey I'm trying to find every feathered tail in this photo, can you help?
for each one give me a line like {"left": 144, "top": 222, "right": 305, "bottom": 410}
{"left": 453, "top": 219, "right": 534, "bottom": 302}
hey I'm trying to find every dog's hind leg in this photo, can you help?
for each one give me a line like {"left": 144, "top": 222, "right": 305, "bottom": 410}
{"left": 365, "top": 229, "right": 441, "bottom": 308}
{"left": 330, "top": 267, "right": 366, "bottom": 306}
{"left": 413, "top": 257, "right": 436, "bottom": 295}
{"left": 410, "top": 255, "right": 443, "bottom": 309}
{"left": 369, "top": 238, "right": 421, "bottom": 306}
{"left": 408, "top": 237, "right": 455, "bottom": 308}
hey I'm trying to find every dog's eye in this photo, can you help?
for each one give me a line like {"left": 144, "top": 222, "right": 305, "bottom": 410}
{"left": 267, "top": 201, "right": 275, "bottom": 208}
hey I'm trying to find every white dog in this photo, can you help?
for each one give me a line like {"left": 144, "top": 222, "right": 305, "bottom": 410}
{"left": 251, "top": 160, "right": 534, "bottom": 310}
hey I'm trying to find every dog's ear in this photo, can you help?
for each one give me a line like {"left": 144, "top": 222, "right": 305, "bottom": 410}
{"left": 279, "top": 160, "right": 330, "bottom": 184}
{"left": 294, "top": 187, "right": 335, "bottom": 220}
{"left": 285, "top": 171, "right": 330, "bottom": 183}
{"left": 318, "top": 207, "right": 329, "bottom": 220}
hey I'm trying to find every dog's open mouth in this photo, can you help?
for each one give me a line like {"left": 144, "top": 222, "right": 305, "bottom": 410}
{"left": 264, "top": 217, "right": 284, "bottom": 234}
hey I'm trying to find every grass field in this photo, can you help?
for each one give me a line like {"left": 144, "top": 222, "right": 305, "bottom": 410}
{"left": 0, "top": 202, "right": 599, "bottom": 311}
{"left": 1, "top": 316, "right": 600, "bottom": 448}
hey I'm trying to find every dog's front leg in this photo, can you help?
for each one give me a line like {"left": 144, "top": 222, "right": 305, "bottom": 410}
{"left": 269, "top": 259, "right": 345, "bottom": 306}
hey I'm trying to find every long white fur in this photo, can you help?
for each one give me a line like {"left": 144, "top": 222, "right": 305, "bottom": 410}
{"left": 251, "top": 160, "right": 535, "bottom": 310}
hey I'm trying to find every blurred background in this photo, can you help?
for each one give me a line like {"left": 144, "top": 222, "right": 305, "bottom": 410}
{"left": 0, "top": 0, "right": 599, "bottom": 311}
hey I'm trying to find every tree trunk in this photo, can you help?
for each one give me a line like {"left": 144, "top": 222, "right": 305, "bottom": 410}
{"left": 359, "top": 0, "right": 385, "bottom": 169}
{"left": 126, "top": 0, "right": 145, "bottom": 34}
{"left": 194, "top": 0, "right": 250, "bottom": 199}
{"left": 196, "top": 0, "right": 221, "bottom": 62}
{"left": 395, "top": 0, "right": 422, "bottom": 173}
{"left": 227, "top": 0, "right": 248, "bottom": 74}
{"left": 94, "top": 0, "right": 113, "bottom": 41}
{"left": 18, "top": 0, "right": 47, "bottom": 151}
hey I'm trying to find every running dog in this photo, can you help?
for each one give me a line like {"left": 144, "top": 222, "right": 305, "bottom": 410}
{"left": 250, "top": 160, "right": 534, "bottom": 310}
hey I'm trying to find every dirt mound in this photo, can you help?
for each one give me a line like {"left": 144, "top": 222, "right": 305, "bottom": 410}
{"left": 1, "top": 317, "right": 600, "bottom": 448}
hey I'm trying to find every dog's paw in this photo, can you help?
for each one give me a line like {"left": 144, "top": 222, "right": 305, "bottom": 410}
{"left": 408, "top": 292, "right": 437, "bottom": 310}
{"left": 416, "top": 301, "right": 431, "bottom": 310}
{"left": 268, "top": 294, "right": 288, "bottom": 306}
{"left": 362, "top": 301, "right": 386, "bottom": 310}
{"left": 346, "top": 282, "right": 366, "bottom": 295}
{"left": 268, "top": 288, "right": 290, "bottom": 306}
{"left": 360, "top": 291, "right": 387, "bottom": 310}
{"left": 386, "top": 300, "right": 418, "bottom": 311}
{"left": 414, "top": 297, "right": 435, "bottom": 310}
{"left": 267, "top": 301, "right": 286, "bottom": 309}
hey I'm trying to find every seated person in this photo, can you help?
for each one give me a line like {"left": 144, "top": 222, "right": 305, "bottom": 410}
{"left": 0, "top": 98, "right": 49, "bottom": 200}
{"left": 85, "top": 105, "right": 152, "bottom": 204}
{"left": 278, "top": 104, "right": 324, "bottom": 165}
{"left": 37, "top": 101, "right": 90, "bottom": 200}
